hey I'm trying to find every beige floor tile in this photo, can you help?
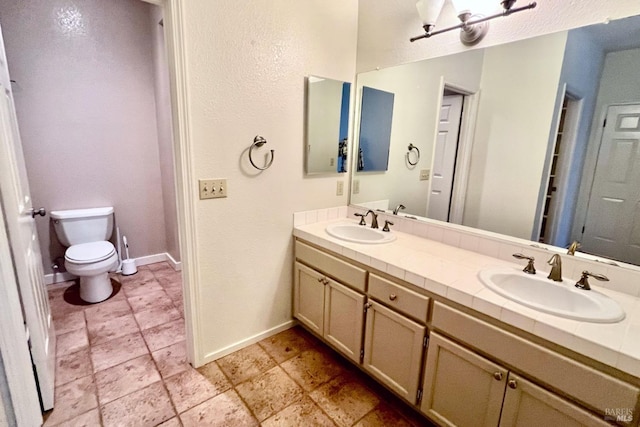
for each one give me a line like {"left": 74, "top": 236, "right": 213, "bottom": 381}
{"left": 165, "top": 286, "right": 183, "bottom": 304}
{"left": 94, "top": 354, "right": 161, "bottom": 405}
{"left": 196, "top": 361, "right": 232, "bottom": 392}
{"left": 101, "top": 381, "right": 175, "bottom": 427}
{"left": 50, "top": 296, "right": 85, "bottom": 320}
{"left": 128, "top": 289, "right": 174, "bottom": 313}
{"left": 157, "top": 417, "right": 182, "bottom": 426}
{"left": 309, "top": 374, "right": 380, "bottom": 427}
{"left": 147, "top": 262, "right": 176, "bottom": 278}
{"left": 152, "top": 341, "right": 189, "bottom": 378}
{"left": 165, "top": 367, "right": 227, "bottom": 414}
{"left": 142, "top": 318, "right": 185, "bottom": 352}
{"left": 353, "top": 402, "right": 416, "bottom": 427}
{"left": 56, "top": 327, "right": 89, "bottom": 357}
{"left": 157, "top": 273, "right": 183, "bottom": 289}
{"left": 216, "top": 343, "right": 276, "bottom": 385}
{"left": 134, "top": 304, "right": 181, "bottom": 330}
{"left": 235, "top": 366, "right": 304, "bottom": 421}
{"left": 55, "top": 348, "right": 92, "bottom": 387}
{"left": 87, "top": 312, "right": 139, "bottom": 346}
{"left": 262, "top": 396, "right": 336, "bottom": 427}
{"left": 179, "top": 389, "right": 258, "bottom": 427}
{"left": 119, "top": 268, "right": 155, "bottom": 285}
{"left": 53, "top": 310, "right": 86, "bottom": 336}
{"left": 281, "top": 347, "right": 346, "bottom": 392}
{"left": 43, "top": 376, "right": 97, "bottom": 426}
{"left": 56, "top": 408, "right": 101, "bottom": 427}
{"left": 259, "top": 326, "right": 318, "bottom": 363}
{"left": 85, "top": 299, "right": 132, "bottom": 325}
{"left": 91, "top": 331, "right": 148, "bottom": 372}
{"left": 122, "top": 279, "right": 164, "bottom": 298}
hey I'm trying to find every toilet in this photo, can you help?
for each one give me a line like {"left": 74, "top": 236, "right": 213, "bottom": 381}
{"left": 50, "top": 207, "right": 119, "bottom": 303}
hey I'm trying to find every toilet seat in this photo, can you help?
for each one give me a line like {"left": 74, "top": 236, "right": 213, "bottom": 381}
{"left": 65, "top": 241, "right": 116, "bottom": 264}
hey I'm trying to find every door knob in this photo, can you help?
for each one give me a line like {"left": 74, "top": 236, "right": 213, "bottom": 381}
{"left": 29, "top": 207, "right": 46, "bottom": 218}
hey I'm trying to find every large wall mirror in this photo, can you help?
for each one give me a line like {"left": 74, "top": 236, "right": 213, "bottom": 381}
{"left": 306, "top": 76, "right": 351, "bottom": 174}
{"left": 350, "top": 14, "right": 640, "bottom": 267}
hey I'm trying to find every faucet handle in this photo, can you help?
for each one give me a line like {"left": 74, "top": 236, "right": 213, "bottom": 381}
{"left": 575, "top": 271, "right": 609, "bottom": 290}
{"left": 382, "top": 220, "right": 394, "bottom": 232}
{"left": 354, "top": 213, "right": 366, "bottom": 226}
{"left": 567, "top": 241, "right": 581, "bottom": 255}
{"left": 513, "top": 253, "right": 536, "bottom": 274}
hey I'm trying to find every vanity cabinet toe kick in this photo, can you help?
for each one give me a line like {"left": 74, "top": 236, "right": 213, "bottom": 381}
{"left": 293, "top": 238, "right": 640, "bottom": 427}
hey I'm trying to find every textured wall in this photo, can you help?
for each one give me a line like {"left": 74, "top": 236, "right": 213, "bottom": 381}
{"left": 0, "top": 0, "right": 169, "bottom": 272}
{"left": 181, "top": 0, "right": 357, "bottom": 360}
{"left": 356, "top": 0, "right": 640, "bottom": 73}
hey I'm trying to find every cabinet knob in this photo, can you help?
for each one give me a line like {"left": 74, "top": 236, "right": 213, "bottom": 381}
{"left": 493, "top": 372, "right": 503, "bottom": 381}
{"left": 508, "top": 379, "right": 518, "bottom": 389}
{"left": 389, "top": 294, "right": 397, "bottom": 301}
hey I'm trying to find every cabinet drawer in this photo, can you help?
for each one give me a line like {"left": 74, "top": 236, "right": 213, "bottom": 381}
{"left": 432, "top": 302, "right": 640, "bottom": 422}
{"left": 369, "top": 274, "right": 429, "bottom": 322}
{"left": 295, "top": 240, "right": 367, "bottom": 292}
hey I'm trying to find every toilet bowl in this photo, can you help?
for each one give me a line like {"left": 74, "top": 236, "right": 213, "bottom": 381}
{"left": 50, "top": 207, "right": 118, "bottom": 303}
{"left": 64, "top": 241, "right": 118, "bottom": 303}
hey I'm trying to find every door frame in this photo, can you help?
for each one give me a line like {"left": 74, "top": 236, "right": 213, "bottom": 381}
{"left": 431, "top": 78, "right": 480, "bottom": 225}
{"left": 141, "top": 0, "right": 201, "bottom": 367}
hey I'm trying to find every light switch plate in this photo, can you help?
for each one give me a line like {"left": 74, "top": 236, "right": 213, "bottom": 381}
{"left": 199, "top": 179, "right": 227, "bottom": 199}
{"left": 353, "top": 179, "right": 360, "bottom": 194}
{"left": 420, "top": 169, "right": 430, "bottom": 181}
{"left": 336, "top": 180, "right": 344, "bottom": 196}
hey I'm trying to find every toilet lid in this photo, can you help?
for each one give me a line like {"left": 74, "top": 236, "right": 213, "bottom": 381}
{"left": 65, "top": 241, "right": 116, "bottom": 264}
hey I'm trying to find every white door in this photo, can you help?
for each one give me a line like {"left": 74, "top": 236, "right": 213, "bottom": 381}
{"left": 0, "top": 25, "right": 56, "bottom": 410}
{"left": 581, "top": 104, "right": 640, "bottom": 265}
{"left": 428, "top": 95, "right": 463, "bottom": 221}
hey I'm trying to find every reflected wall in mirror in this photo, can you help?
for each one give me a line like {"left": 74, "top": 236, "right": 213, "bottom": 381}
{"left": 357, "top": 86, "right": 394, "bottom": 172}
{"left": 305, "top": 76, "right": 350, "bottom": 174}
{"left": 350, "top": 15, "right": 640, "bottom": 266}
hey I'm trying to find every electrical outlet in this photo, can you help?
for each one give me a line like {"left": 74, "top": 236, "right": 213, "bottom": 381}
{"left": 199, "top": 179, "right": 228, "bottom": 200}
{"left": 420, "top": 169, "right": 430, "bottom": 181}
{"left": 330, "top": 157, "right": 335, "bottom": 167}
{"left": 336, "top": 180, "right": 344, "bottom": 196}
{"left": 353, "top": 179, "right": 360, "bottom": 194}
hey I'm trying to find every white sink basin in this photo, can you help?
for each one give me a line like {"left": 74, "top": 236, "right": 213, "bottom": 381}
{"left": 478, "top": 268, "right": 625, "bottom": 323}
{"left": 325, "top": 223, "right": 396, "bottom": 244}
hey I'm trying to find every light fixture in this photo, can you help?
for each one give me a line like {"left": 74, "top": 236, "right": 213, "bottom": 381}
{"left": 410, "top": 0, "right": 537, "bottom": 45}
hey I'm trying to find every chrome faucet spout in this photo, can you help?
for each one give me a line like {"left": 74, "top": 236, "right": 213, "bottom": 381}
{"left": 365, "top": 210, "right": 379, "bottom": 229}
{"left": 547, "top": 254, "right": 563, "bottom": 282}
{"left": 393, "top": 204, "right": 406, "bottom": 215}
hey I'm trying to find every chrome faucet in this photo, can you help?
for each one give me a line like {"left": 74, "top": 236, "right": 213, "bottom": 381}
{"left": 567, "top": 241, "right": 581, "bottom": 256}
{"left": 547, "top": 254, "right": 562, "bottom": 282}
{"left": 365, "top": 210, "right": 379, "bottom": 229}
{"left": 393, "top": 204, "right": 406, "bottom": 215}
{"left": 575, "top": 271, "right": 609, "bottom": 291}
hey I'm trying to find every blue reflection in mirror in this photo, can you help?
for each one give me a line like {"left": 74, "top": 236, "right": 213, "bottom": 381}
{"left": 358, "top": 86, "right": 394, "bottom": 172}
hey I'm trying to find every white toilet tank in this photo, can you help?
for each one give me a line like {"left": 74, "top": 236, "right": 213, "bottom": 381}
{"left": 50, "top": 207, "right": 114, "bottom": 247}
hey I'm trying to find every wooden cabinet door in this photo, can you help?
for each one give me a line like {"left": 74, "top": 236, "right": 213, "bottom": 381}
{"left": 421, "top": 332, "right": 507, "bottom": 427}
{"left": 363, "top": 300, "right": 425, "bottom": 403}
{"left": 293, "top": 262, "right": 326, "bottom": 336}
{"left": 500, "top": 373, "right": 612, "bottom": 427}
{"left": 324, "top": 278, "right": 365, "bottom": 363}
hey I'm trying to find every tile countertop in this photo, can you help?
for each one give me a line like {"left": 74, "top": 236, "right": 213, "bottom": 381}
{"left": 293, "top": 218, "right": 640, "bottom": 379}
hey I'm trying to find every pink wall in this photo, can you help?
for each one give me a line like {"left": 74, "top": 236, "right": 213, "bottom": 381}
{"left": 0, "top": 0, "right": 171, "bottom": 273}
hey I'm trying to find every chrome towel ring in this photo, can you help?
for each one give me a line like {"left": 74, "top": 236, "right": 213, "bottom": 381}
{"left": 406, "top": 143, "right": 420, "bottom": 166}
{"left": 249, "top": 135, "right": 275, "bottom": 170}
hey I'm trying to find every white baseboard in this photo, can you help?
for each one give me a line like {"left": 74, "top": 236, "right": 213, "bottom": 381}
{"left": 165, "top": 252, "right": 182, "bottom": 271}
{"left": 199, "top": 320, "right": 296, "bottom": 366}
{"left": 45, "top": 252, "right": 183, "bottom": 285}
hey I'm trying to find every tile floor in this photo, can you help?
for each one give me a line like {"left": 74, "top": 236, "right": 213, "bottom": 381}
{"left": 45, "top": 262, "right": 432, "bottom": 426}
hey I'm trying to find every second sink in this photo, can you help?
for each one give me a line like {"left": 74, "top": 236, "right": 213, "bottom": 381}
{"left": 478, "top": 268, "right": 625, "bottom": 323}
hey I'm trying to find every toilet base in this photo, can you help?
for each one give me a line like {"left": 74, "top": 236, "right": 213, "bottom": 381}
{"left": 79, "top": 273, "right": 113, "bottom": 303}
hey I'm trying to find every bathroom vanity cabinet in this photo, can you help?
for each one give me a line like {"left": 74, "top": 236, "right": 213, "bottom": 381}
{"left": 293, "top": 238, "right": 640, "bottom": 427}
